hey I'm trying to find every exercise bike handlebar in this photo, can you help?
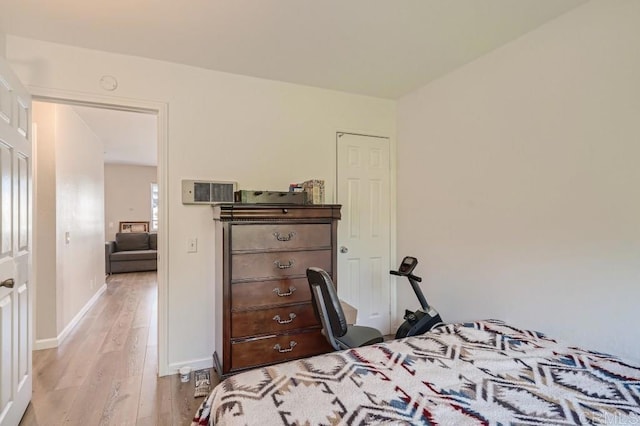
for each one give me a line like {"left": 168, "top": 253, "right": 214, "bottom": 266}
{"left": 390, "top": 270, "right": 422, "bottom": 282}
{"left": 389, "top": 270, "right": 430, "bottom": 310}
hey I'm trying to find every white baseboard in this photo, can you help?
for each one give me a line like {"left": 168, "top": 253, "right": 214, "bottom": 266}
{"left": 34, "top": 283, "right": 107, "bottom": 350}
{"left": 34, "top": 337, "right": 58, "bottom": 350}
{"left": 166, "top": 357, "right": 213, "bottom": 377}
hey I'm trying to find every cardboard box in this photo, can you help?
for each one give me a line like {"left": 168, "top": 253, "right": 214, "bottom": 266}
{"left": 301, "top": 179, "right": 325, "bottom": 204}
{"left": 340, "top": 300, "right": 357, "bottom": 325}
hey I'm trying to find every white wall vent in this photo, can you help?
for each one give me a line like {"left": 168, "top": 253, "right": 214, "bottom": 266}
{"left": 181, "top": 180, "right": 237, "bottom": 204}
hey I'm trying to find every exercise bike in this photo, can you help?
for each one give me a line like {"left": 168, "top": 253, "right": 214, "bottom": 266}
{"left": 392, "top": 256, "right": 443, "bottom": 339}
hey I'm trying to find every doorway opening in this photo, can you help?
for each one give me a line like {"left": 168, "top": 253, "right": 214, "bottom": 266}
{"left": 30, "top": 94, "right": 169, "bottom": 375}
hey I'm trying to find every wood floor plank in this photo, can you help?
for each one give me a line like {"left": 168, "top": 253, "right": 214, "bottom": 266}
{"left": 100, "top": 290, "right": 142, "bottom": 353}
{"left": 136, "top": 415, "right": 174, "bottom": 426}
{"left": 29, "top": 386, "right": 78, "bottom": 426}
{"left": 54, "top": 329, "right": 108, "bottom": 390}
{"left": 142, "top": 344, "right": 158, "bottom": 376}
{"left": 137, "top": 371, "right": 172, "bottom": 421}
{"left": 114, "top": 326, "right": 150, "bottom": 380}
{"left": 147, "top": 307, "right": 158, "bottom": 347}
{"left": 31, "top": 348, "right": 61, "bottom": 393}
{"left": 132, "top": 283, "right": 155, "bottom": 329}
{"left": 170, "top": 374, "right": 205, "bottom": 426}
{"left": 62, "top": 350, "right": 122, "bottom": 425}
{"left": 98, "top": 375, "right": 143, "bottom": 426}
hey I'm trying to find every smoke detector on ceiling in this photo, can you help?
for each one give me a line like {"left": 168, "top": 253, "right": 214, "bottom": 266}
{"left": 99, "top": 75, "right": 118, "bottom": 91}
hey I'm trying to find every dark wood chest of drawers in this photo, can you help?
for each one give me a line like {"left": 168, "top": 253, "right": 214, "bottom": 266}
{"left": 213, "top": 204, "right": 341, "bottom": 376}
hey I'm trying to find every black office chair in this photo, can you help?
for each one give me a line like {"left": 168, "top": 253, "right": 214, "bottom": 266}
{"left": 306, "top": 267, "right": 384, "bottom": 351}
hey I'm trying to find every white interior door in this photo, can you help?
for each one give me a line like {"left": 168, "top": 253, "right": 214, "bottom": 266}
{"left": 0, "top": 57, "right": 33, "bottom": 425}
{"left": 337, "top": 133, "right": 391, "bottom": 333}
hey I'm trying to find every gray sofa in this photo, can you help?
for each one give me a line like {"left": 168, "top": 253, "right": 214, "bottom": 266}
{"left": 105, "top": 232, "right": 157, "bottom": 274}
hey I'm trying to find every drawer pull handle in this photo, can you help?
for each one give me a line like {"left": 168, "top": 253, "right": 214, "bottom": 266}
{"left": 274, "top": 260, "right": 295, "bottom": 269}
{"left": 273, "top": 341, "right": 297, "bottom": 353}
{"left": 273, "top": 313, "right": 296, "bottom": 324}
{"left": 273, "top": 286, "right": 296, "bottom": 297}
{"left": 273, "top": 231, "right": 296, "bottom": 242}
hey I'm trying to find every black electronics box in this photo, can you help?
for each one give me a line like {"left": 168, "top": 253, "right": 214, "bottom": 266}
{"left": 234, "top": 190, "right": 307, "bottom": 205}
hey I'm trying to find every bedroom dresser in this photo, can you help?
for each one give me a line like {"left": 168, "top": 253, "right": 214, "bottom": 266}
{"left": 212, "top": 203, "right": 341, "bottom": 377}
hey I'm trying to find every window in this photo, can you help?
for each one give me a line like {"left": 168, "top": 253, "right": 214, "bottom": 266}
{"left": 150, "top": 183, "right": 158, "bottom": 231}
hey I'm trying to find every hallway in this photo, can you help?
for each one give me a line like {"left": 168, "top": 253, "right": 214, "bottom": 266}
{"left": 20, "top": 272, "right": 211, "bottom": 425}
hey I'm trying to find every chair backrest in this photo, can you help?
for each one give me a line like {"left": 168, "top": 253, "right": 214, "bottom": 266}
{"left": 306, "top": 267, "right": 348, "bottom": 339}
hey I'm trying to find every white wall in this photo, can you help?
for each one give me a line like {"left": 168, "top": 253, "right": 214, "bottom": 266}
{"left": 0, "top": 32, "right": 6, "bottom": 58}
{"left": 104, "top": 164, "right": 157, "bottom": 241}
{"left": 32, "top": 101, "right": 57, "bottom": 340}
{"left": 32, "top": 101, "right": 106, "bottom": 341}
{"left": 55, "top": 103, "right": 106, "bottom": 327}
{"left": 397, "top": 1, "right": 640, "bottom": 363}
{"left": 6, "top": 36, "right": 396, "bottom": 371}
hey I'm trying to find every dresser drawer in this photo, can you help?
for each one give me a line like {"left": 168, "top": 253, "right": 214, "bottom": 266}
{"left": 216, "top": 205, "right": 341, "bottom": 221}
{"left": 231, "top": 224, "right": 331, "bottom": 252}
{"left": 231, "top": 250, "right": 331, "bottom": 281}
{"left": 230, "top": 330, "right": 332, "bottom": 371}
{"left": 231, "top": 277, "right": 312, "bottom": 310}
{"left": 231, "top": 303, "right": 318, "bottom": 337}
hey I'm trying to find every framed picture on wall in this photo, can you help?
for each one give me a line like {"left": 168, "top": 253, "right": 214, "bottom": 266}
{"left": 119, "top": 221, "right": 149, "bottom": 233}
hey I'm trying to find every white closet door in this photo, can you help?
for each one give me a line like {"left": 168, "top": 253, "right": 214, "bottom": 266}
{"left": 336, "top": 133, "right": 391, "bottom": 333}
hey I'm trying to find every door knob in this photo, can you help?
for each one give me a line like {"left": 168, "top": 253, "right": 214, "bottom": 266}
{"left": 1, "top": 278, "right": 14, "bottom": 288}
{"left": 340, "top": 246, "right": 349, "bottom": 254}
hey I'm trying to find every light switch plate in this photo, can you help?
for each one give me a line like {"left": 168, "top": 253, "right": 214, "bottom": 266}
{"left": 188, "top": 238, "right": 198, "bottom": 253}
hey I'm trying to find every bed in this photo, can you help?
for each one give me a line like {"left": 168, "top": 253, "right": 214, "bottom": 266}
{"left": 193, "top": 319, "right": 640, "bottom": 425}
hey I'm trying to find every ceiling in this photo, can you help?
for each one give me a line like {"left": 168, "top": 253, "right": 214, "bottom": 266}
{"left": 3, "top": 0, "right": 586, "bottom": 165}
{"left": 71, "top": 105, "right": 158, "bottom": 167}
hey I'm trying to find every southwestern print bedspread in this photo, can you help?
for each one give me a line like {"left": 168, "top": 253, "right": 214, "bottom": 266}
{"left": 193, "top": 320, "right": 640, "bottom": 425}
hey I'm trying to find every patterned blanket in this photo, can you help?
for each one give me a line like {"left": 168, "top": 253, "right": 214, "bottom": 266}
{"left": 193, "top": 320, "right": 640, "bottom": 425}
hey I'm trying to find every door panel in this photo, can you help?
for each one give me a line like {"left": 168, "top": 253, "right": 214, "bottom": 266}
{"left": 0, "top": 56, "right": 33, "bottom": 426}
{"left": 0, "top": 143, "right": 11, "bottom": 256}
{"left": 0, "top": 80, "right": 10, "bottom": 124}
{"left": 337, "top": 133, "right": 391, "bottom": 333}
{"left": 18, "top": 154, "right": 28, "bottom": 250}
{"left": 18, "top": 283, "right": 28, "bottom": 383}
{"left": 0, "top": 294, "right": 13, "bottom": 411}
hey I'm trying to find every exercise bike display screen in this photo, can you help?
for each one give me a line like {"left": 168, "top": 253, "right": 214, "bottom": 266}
{"left": 398, "top": 256, "right": 418, "bottom": 275}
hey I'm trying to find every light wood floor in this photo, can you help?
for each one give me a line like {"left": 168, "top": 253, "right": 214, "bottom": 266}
{"left": 19, "top": 271, "right": 216, "bottom": 426}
